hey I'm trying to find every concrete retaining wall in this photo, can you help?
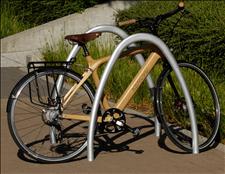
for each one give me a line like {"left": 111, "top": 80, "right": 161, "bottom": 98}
{"left": 1, "top": 1, "right": 134, "bottom": 67}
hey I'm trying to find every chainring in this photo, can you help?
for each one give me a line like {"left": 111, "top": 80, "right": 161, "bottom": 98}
{"left": 100, "top": 108, "right": 126, "bottom": 133}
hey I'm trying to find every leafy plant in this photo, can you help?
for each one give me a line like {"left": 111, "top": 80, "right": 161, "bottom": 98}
{"left": 5, "top": 0, "right": 107, "bottom": 26}
{"left": 1, "top": 2, "right": 30, "bottom": 38}
{"left": 1, "top": 0, "right": 108, "bottom": 38}
{"left": 116, "top": 1, "right": 225, "bottom": 77}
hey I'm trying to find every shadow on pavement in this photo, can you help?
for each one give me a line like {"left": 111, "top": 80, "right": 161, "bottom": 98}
{"left": 157, "top": 131, "right": 221, "bottom": 154}
{"left": 16, "top": 113, "right": 156, "bottom": 164}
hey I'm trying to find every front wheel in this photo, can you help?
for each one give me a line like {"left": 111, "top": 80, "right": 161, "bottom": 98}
{"left": 7, "top": 68, "right": 95, "bottom": 163}
{"left": 155, "top": 62, "right": 220, "bottom": 152}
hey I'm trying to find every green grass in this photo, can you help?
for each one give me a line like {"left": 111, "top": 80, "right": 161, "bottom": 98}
{"left": 161, "top": 65, "right": 224, "bottom": 139}
{"left": 116, "top": 1, "right": 225, "bottom": 77}
{"left": 41, "top": 37, "right": 154, "bottom": 104}
{"left": 1, "top": 0, "right": 107, "bottom": 38}
{"left": 1, "top": 3, "right": 30, "bottom": 38}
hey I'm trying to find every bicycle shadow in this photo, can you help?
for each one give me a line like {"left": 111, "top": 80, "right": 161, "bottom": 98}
{"left": 16, "top": 113, "right": 156, "bottom": 164}
{"left": 17, "top": 111, "right": 220, "bottom": 163}
{"left": 94, "top": 125, "right": 155, "bottom": 157}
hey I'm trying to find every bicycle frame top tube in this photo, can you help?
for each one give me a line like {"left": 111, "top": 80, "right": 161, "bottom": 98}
{"left": 63, "top": 43, "right": 161, "bottom": 112}
{"left": 65, "top": 26, "right": 155, "bottom": 90}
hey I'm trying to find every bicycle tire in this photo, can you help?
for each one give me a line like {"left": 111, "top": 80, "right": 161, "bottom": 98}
{"left": 7, "top": 68, "right": 96, "bottom": 163}
{"left": 155, "top": 62, "right": 220, "bottom": 152}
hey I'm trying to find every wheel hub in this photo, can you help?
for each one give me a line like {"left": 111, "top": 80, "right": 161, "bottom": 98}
{"left": 42, "top": 107, "right": 60, "bottom": 126}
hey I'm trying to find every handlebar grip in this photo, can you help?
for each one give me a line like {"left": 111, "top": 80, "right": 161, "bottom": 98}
{"left": 118, "top": 19, "right": 137, "bottom": 27}
{"left": 159, "top": 1, "right": 185, "bottom": 20}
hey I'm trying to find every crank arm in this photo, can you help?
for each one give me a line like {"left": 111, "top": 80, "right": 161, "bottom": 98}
{"left": 116, "top": 121, "right": 140, "bottom": 137}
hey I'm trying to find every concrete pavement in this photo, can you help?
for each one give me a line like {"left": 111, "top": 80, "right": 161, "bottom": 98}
{"left": 1, "top": 67, "right": 225, "bottom": 174}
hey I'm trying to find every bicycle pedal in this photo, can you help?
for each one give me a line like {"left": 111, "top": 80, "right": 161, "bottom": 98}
{"left": 123, "top": 123, "right": 140, "bottom": 137}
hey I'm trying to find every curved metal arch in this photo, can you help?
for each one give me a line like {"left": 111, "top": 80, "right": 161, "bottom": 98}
{"left": 66, "top": 25, "right": 155, "bottom": 90}
{"left": 65, "top": 25, "right": 161, "bottom": 137}
{"left": 88, "top": 33, "right": 199, "bottom": 161}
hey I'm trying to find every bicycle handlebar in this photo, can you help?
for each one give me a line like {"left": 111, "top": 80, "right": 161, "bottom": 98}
{"left": 159, "top": 1, "right": 184, "bottom": 20}
{"left": 118, "top": 1, "right": 185, "bottom": 27}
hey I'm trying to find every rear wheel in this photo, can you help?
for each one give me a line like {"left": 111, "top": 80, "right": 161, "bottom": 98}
{"left": 156, "top": 62, "right": 220, "bottom": 152}
{"left": 7, "top": 68, "right": 95, "bottom": 163}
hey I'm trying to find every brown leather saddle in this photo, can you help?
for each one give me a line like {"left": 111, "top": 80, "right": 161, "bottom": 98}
{"left": 65, "top": 32, "right": 102, "bottom": 44}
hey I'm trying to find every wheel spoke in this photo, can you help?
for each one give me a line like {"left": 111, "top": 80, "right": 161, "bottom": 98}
{"left": 8, "top": 69, "right": 95, "bottom": 162}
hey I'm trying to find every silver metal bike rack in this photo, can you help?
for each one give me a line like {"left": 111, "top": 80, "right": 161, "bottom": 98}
{"left": 65, "top": 25, "right": 161, "bottom": 137}
{"left": 87, "top": 33, "right": 199, "bottom": 161}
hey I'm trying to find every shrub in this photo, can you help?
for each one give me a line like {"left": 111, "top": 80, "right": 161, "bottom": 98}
{"left": 116, "top": 1, "right": 225, "bottom": 77}
{"left": 5, "top": 0, "right": 107, "bottom": 26}
{"left": 0, "top": 2, "right": 30, "bottom": 38}
{"left": 1, "top": 0, "right": 108, "bottom": 38}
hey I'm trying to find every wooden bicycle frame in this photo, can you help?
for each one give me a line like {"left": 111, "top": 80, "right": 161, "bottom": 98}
{"left": 62, "top": 44, "right": 162, "bottom": 122}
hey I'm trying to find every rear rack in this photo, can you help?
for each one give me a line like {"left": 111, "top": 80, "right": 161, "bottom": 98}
{"left": 27, "top": 61, "right": 73, "bottom": 73}
{"left": 27, "top": 61, "right": 73, "bottom": 107}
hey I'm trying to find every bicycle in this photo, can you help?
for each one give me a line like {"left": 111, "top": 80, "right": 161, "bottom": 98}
{"left": 7, "top": 1, "right": 220, "bottom": 163}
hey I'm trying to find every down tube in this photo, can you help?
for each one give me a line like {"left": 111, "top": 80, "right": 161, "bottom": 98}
{"left": 88, "top": 33, "right": 199, "bottom": 161}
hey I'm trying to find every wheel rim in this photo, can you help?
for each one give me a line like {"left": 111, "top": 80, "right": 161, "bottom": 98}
{"left": 157, "top": 63, "right": 220, "bottom": 151}
{"left": 8, "top": 69, "right": 94, "bottom": 162}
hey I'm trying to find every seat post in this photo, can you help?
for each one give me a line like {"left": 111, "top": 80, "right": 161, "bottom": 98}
{"left": 79, "top": 43, "right": 90, "bottom": 57}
